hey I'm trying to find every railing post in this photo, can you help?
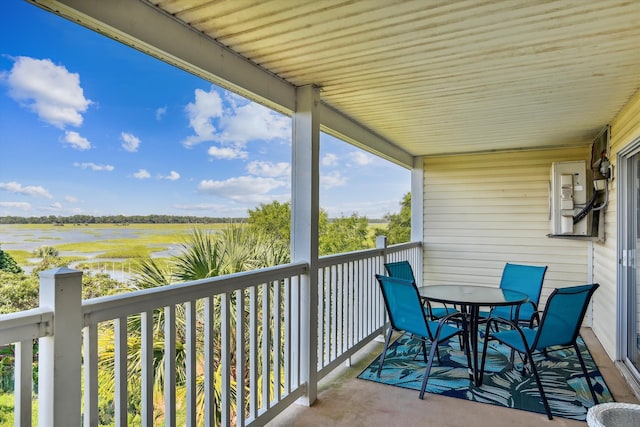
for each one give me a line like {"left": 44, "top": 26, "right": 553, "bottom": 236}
{"left": 38, "top": 267, "right": 83, "bottom": 426}
{"left": 377, "top": 235, "right": 388, "bottom": 267}
{"left": 375, "top": 236, "right": 388, "bottom": 343}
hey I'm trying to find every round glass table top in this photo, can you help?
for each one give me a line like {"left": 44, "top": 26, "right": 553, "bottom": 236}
{"left": 418, "top": 285, "right": 528, "bottom": 306}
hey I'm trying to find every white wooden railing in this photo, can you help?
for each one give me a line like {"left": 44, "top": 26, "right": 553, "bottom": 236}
{"left": 0, "top": 240, "right": 421, "bottom": 426}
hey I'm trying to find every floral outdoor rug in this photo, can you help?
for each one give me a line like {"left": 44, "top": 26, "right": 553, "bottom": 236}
{"left": 358, "top": 334, "right": 614, "bottom": 420}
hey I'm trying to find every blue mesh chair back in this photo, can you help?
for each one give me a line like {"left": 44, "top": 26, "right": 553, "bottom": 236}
{"left": 384, "top": 261, "right": 416, "bottom": 282}
{"left": 533, "top": 283, "right": 599, "bottom": 350}
{"left": 377, "top": 274, "right": 430, "bottom": 339}
{"left": 491, "top": 263, "right": 547, "bottom": 323}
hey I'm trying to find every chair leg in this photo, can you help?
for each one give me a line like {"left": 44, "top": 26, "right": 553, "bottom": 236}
{"left": 573, "top": 343, "right": 599, "bottom": 405}
{"left": 479, "top": 321, "right": 493, "bottom": 385}
{"left": 377, "top": 327, "right": 394, "bottom": 377}
{"left": 419, "top": 335, "right": 444, "bottom": 399}
{"left": 526, "top": 350, "right": 553, "bottom": 420}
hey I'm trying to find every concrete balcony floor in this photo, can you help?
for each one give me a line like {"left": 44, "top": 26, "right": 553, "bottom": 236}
{"left": 269, "top": 328, "right": 639, "bottom": 427}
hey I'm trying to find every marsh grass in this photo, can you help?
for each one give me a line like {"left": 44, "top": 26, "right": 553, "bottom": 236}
{"left": 4, "top": 250, "right": 32, "bottom": 266}
{"left": 2, "top": 224, "right": 233, "bottom": 272}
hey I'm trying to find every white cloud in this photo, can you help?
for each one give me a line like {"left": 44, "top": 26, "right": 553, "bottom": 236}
{"left": 182, "top": 88, "right": 223, "bottom": 147}
{"left": 247, "top": 161, "right": 290, "bottom": 178}
{"left": 163, "top": 171, "right": 180, "bottom": 181}
{"left": 208, "top": 145, "right": 248, "bottom": 159}
{"left": 63, "top": 131, "right": 91, "bottom": 150}
{"left": 182, "top": 88, "right": 290, "bottom": 149}
{"left": 321, "top": 172, "right": 347, "bottom": 189}
{"left": 64, "top": 195, "right": 79, "bottom": 203}
{"left": 133, "top": 169, "right": 151, "bottom": 179}
{"left": 198, "top": 176, "right": 286, "bottom": 203}
{"left": 349, "top": 151, "right": 374, "bottom": 166}
{"left": 74, "top": 162, "right": 115, "bottom": 172}
{"left": 217, "top": 99, "right": 290, "bottom": 146}
{"left": 322, "top": 153, "right": 339, "bottom": 167}
{"left": 0, "top": 181, "right": 53, "bottom": 198}
{"left": 0, "top": 201, "right": 32, "bottom": 210}
{"left": 121, "top": 132, "right": 140, "bottom": 152}
{"left": 50, "top": 202, "right": 63, "bottom": 209}
{"left": 5, "top": 56, "right": 91, "bottom": 129}
{"left": 156, "top": 106, "right": 167, "bottom": 120}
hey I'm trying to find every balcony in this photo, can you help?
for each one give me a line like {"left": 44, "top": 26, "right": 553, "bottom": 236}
{"left": 1, "top": 241, "right": 638, "bottom": 426}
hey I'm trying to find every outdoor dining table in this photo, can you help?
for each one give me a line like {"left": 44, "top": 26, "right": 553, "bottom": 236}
{"left": 418, "top": 284, "right": 529, "bottom": 386}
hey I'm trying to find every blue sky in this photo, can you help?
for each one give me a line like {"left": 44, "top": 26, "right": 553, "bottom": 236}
{"left": 0, "top": 1, "right": 409, "bottom": 219}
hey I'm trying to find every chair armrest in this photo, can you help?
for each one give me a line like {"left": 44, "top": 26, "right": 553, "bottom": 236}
{"left": 529, "top": 310, "right": 543, "bottom": 328}
{"left": 484, "top": 314, "right": 520, "bottom": 332}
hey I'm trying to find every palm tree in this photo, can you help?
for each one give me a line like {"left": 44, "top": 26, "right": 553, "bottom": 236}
{"left": 95, "top": 224, "right": 289, "bottom": 424}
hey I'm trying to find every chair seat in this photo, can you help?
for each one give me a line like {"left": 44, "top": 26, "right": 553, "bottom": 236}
{"left": 491, "top": 327, "right": 537, "bottom": 353}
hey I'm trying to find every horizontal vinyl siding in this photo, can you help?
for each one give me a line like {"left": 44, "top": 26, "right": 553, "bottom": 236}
{"left": 423, "top": 147, "right": 591, "bottom": 307}
{"left": 593, "top": 87, "right": 640, "bottom": 359}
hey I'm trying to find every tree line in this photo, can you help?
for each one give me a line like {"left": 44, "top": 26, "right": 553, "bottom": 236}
{"left": 0, "top": 214, "right": 245, "bottom": 225}
{"left": 0, "top": 214, "right": 389, "bottom": 225}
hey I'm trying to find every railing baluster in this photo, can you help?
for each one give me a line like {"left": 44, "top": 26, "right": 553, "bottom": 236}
{"left": 15, "top": 339, "right": 32, "bottom": 427}
{"left": 316, "top": 269, "right": 323, "bottom": 368}
{"left": 164, "top": 305, "right": 176, "bottom": 427}
{"left": 236, "top": 289, "right": 245, "bottom": 426}
{"left": 221, "top": 293, "right": 230, "bottom": 426}
{"left": 324, "top": 268, "right": 330, "bottom": 367}
{"left": 331, "top": 264, "right": 337, "bottom": 361}
{"left": 186, "top": 301, "right": 197, "bottom": 426}
{"left": 295, "top": 274, "right": 301, "bottom": 386}
{"left": 115, "top": 317, "right": 127, "bottom": 425}
{"left": 204, "top": 296, "right": 215, "bottom": 427}
{"left": 273, "top": 280, "right": 281, "bottom": 402}
{"left": 83, "top": 323, "right": 98, "bottom": 427}
{"left": 337, "top": 263, "right": 343, "bottom": 356}
{"left": 261, "top": 281, "right": 270, "bottom": 410}
{"left": 249, "top": 285, "right": 258, "bottom": 420}
{"left": 141, "top": 310, "right": 154, "bottom": 426}
{"left": 283, "top": 278, "right": 291, "bottom": 395}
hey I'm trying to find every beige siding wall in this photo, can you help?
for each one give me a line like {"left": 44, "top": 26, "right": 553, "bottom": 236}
{"left": 422, "top": 147, "right": 592, "bottom": 310}
{"left": 593, "top": 88, "right": 640, "bottom": 358}
{"left": 421, "top": 88, "right": 640, "bottom": 361}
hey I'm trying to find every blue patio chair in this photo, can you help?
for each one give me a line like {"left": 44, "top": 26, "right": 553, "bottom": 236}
{"left": 480, "top": 263, "right": 548, "bottom": 326}
{"left": 375, "top": 274, "right": 466, "bottom": 399}
{"left": 479, "top": 283, "right": 600, "bottom": 420}
{"left": 384, "top": 261, "right": 459, "bottom": 320}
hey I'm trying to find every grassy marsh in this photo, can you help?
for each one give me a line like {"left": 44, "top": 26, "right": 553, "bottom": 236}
{"left": 1, "top": 223, "right": 232, "bottom": 270}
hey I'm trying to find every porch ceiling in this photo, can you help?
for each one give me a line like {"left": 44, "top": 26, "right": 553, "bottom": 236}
{"left": 33, "top": 0, "right": 640, "bottom": 159}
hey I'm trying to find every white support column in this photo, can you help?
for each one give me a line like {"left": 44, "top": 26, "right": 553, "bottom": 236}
{"left": 411, "top": 156, "right": 424, "bottom": 280}
{"left": 38, "top": 267, "right": 83, "bottom": 426}
{"left": 292, "top": 84, "right": 320, "bottom": 406}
